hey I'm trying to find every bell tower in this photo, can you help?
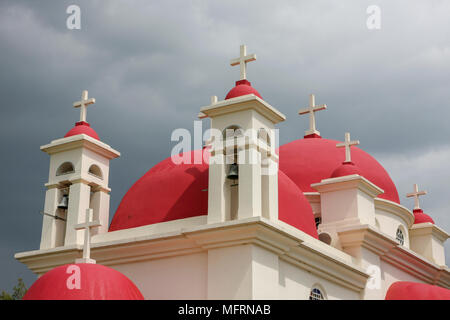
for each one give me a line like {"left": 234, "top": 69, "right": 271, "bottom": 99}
{"left": 200, "top": 45, "right": 285, "bottom": 224}
{"left": 39, "top": 90, "right": 120, "bottom": 249}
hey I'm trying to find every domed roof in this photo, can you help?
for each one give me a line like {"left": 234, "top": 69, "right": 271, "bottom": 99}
{"left": 23, "top": 263, "right": 144, "bottom": 300}
{"left": 109, "top": 149, "right": 318, "bottom": 239}
{"left": 330, "top": 162, "right": 362, "bottom": 178}
{"left": 225, "top": 80, "right": 262, "bottom": 100}
{"left": 413, "top": 209, "right": 434, "bottom": 224}
{"left": 385, "top": 281, "right": 450, "bottom": 300}
{"left": 65, "top": 121, "right": 99, "bottom": 140}
{"left": 278, "top": 137, "right": 400, "bottom": 203}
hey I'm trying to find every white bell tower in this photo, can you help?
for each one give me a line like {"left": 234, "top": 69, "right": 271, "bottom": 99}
{"left": 39, "top": 90, "right": 120, "bottom": 249}
{"left": 200, "top": 45, "right": 285, "bottom": 224}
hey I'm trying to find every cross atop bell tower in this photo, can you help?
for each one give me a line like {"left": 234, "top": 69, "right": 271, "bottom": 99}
{"left": 336, "top": 132, "right": 360, "bottom": 163}
{"left": 73, "top": 90, "right": 95, "bottom": 123}
{"left": 298, "top": 94, "right": 327, "bottom": 138}
{"left": 230, "top": 45, "right": 256, "bottom": 80}
{"left": 407, "top": 184, "right": 427, "bottom": 210}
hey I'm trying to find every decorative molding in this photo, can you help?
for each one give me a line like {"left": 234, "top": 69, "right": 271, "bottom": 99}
{"left": 15, "top": 217, "right": 369, "bottom": 291}
{"left": 338, "top": 224, "right": 450, "bottom": 288}
{"left": 311, "top": 174, "right": 384, "bottom": 198}
{"left": 374, "top": 198, "right": 415, "bottom": 228}
{"left": 200, "top": 94, "right": 286, "bottom": 124}
{"left": 410, "top": 223, "right": 449, "bottom": 243}
{"left": 41, "top": 134, "right": 120, "bottom": 159}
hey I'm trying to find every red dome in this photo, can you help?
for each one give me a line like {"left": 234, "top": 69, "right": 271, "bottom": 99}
{"left": 109, "top": 149, "right": 318, "bottom": 238}
{"left": 330, "top": 162, "right": 362, "bottom": 178}
{"left": 23, "top": 263, "right": 144, "bottom": 300}
{"left": 65, "top": 121, "right": 99, "bottom": 140}
{"left": 413, "top": 209, "right": 434, "bottom": 224}
{"left": 278, "top": 138, "right": 400, "bottom": 203}
{"left": 225, "top": 80, "right": 262, "bottom": 100}
{"left": 385, "top": 281, "right": 450, "bottom": 300}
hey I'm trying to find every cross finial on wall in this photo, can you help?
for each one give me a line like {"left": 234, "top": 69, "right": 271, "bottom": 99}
{"left": 298, "top": 94, "right": 327, "bottom": 137}
{"left": 406, "top": 183, "right": 427, "bottom": 210}
{"left": 230, "top": 45, "right": 256, "bottom": 80}
{"left": 336, "top": 132, "right": 360, "bottom": 163}
{"left": 73, "top": 90, "right": 96, "bottom": 123}
{"left": 75, "top": 208, "right": 101, "bottom": 264}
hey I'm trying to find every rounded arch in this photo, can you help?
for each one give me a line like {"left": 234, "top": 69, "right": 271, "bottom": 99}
{"left": 56, "top": 162, "right": 75, "bottom": 176}
{"left": 88, "top": 164, "right": 103, "bottom": 179}
{"left": 309, "top": 283, "right": 327, "bottom": 300}
{"left": 257, "top": 128, "right": 271, "bottom": 146}
{"left": 396, "top": 225, "right": 406, "bottom": 246}
{"left": 222, "top": 125, "right": 244, "bottom": 140}
{"left": 375, "top": 218, "right": 381, "bottom": 230}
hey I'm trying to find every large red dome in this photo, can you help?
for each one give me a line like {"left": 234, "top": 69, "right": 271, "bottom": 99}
{"left": 385, "top": 281, "right": 450, "bottom": 300}
{"left": 278, "top": 137, "right": 400, "bottom": 203}
{"left": 23, "top": 263, "right": 144, "bottom": 300}
{"left": 109, "top": 149, "right": 318, "bottom": 238}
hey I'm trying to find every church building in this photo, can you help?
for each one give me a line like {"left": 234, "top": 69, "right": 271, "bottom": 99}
{"left": 16, "top": 45, "right": 450, "bottom": 300}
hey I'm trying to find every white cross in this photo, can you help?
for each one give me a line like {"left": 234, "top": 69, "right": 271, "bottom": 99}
{"left": 73, "top": 90, "right": 96, "bottom": 123}
{"left": 336, "top": 132, "right": 360, "bottom": 163}
{"left": 298, "top": 94, "right": 327, "bottom": 136}
{"left": 230, "top": 45, "right": 256, "bottom": 80}
{"left": 406, "top": 184, "right": 427, "bottom": 210}
{"left": 74, "top": 208, "right": 101, "bottom": 264}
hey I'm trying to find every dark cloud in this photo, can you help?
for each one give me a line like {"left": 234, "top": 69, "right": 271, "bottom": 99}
{"left": 1, "top": 0, "right": 449, "bottom": 291}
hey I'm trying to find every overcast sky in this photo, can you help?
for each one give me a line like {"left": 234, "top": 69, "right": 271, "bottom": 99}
{"left": 1, "top": 0, "right": 449, "bottom": 292}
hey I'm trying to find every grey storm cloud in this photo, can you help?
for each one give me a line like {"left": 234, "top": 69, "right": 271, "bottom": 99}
{"left": 0, "top": 0, "right": 449, "bottom": 291}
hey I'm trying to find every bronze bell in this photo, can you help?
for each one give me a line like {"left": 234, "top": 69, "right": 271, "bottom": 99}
{"left": 57, "top": 194, "right": 69, "bottom": 210}
{"left": 227, "top": 163, "right": 239, "bottom": 180}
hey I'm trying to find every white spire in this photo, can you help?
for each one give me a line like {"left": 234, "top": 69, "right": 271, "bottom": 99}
{"left": 73, "top": 90, "right": 96, "bottom": 123}
{"left": 75, "top": 208, "right": 101, "bottom": 264}
{"left": 298, "top": 94, "right": 327, "bottom": 136}
{"left": 406, "top": 183, "right": 427, "bottom": 210}
{"left": 230, "top": 44, "right": 256, "bottom": 80}
{"left": 336, "top": 132, "right": 360, "bottom": 163}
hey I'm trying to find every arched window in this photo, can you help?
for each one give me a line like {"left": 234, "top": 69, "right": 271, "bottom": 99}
{"left": 396, "top": 227, "right": 404, "bottom": 246}
{"left": 309, "top": 287, "right": 325, "bottom": 300}
{"left": 88, "top": 164, "right": 103, "bottom": 179}
{"left": 222, "top": 125, "right": 244, "bottom": 140}
{"left": 56, "top": 162, "right": 75, "bottom": 176}
{"left": 315, "top": 217, "right": 322, "bottom": 229}
{"left": 257, "top": 128, "right": 271, "bottom": 146}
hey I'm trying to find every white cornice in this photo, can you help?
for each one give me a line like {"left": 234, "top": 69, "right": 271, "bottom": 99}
{"left": 15, "top": 217, "right": 369, "bottom": 292}
{"left": 337, "top": 224, "right": 450, "bottom": 288}
{"left": 40, "top": 134, "right": 120, "bottom": 159}
{"left": 200, "top": 94, "right": 286, "bottom": 124}
{"left": 311, "top": 174, "right": 384, "bottom": 198}
{"left": 374, "top": 198, "right": 415, "bottom": 228}
{"left": 410, "top": 223, "right": 449, "bottom": 242}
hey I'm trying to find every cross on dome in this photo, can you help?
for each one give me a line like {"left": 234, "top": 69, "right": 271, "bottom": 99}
{"left": 406, "top": 183, "right": 427, "bottom": 210}
{"left": 75, "top": 208, "right": 101, "bottom": 264}
{"left": 230, "top": 44, "right": 256, "bottom": 80}
{"left": 336, "top": 132, "right": 360, "bottom": 163}
{"left": 73, "top": 90, "right": 96, "bottom": 123}
{"left": 298, "top": 94, "right": 327, "bottom": 137}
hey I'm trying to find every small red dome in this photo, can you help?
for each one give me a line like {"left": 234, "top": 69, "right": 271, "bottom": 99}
{"left": 23, "top": 263, "right": 144, "bottom": 300}
{"left": 109, "top": 149, "right": 318, "bottom": 239}
{"left": 225, "top": 80, "right": 262, "bottom": 100}
{"left": 385, "top": 281, "right": 450, "bottom": 300}
{"left": 413, "top": 209, "right": 434, "bottom": 224}
{"left": 330, "top": 162, "right": 362, "bottom": 178}
{"left": 278, "top": 138, "right": 400, "bottom": 203}
{"left": 65, "top": 121, "right": 99, "bottom": 140}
